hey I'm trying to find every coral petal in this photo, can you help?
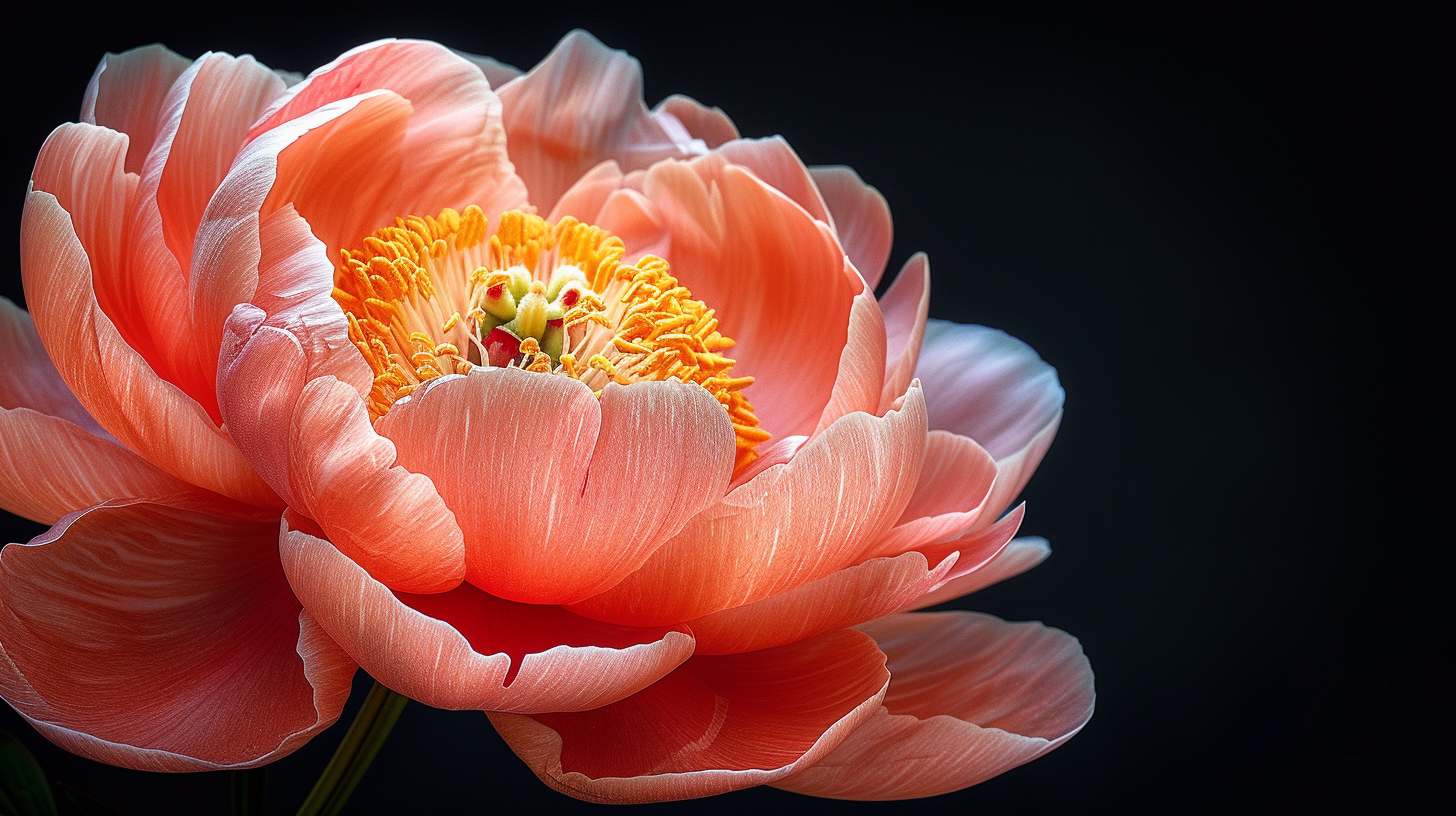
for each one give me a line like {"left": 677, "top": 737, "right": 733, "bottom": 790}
{"left": 498, "top": 30, "right": 702, "bottom": 213}
{"left": 80, "top": 44, "right": 192, "bottom": 174}
{"left": 687, "top": 550, "right": 958, "bottom": 654}
{"left": 489, "top": 628, "right": 889, "bottom": 803}
{"left": 377, "top": 369, "right": 732, "bottom": 604}
{"left": 810, "top": 165, "right": 894, "bottom": 290}
{"left": 715, "top": 137, "right": 832, "bottom": 227}
{"left": 905, "top": 536, "right": 1051, "bottom": 612}
{"left": 0, "top": 408, "right": 221, "bottom": 525}
{"left": 878, "top": 253, "right": 931, "bottom": 413}
{"left": 654, "top": 95, "right": 739, "bottom": 149}
{"left": 21, "top": 188, "right": 275, "bottom": 507}
{"left": 279, "top": 519, "right": 692, "bottom": 713}
{"left": 774, "top": 611, "right": 1094, "bottom": 800}
{"left": 869, "top": 430, "right": 998, "bottom": 557}
{"left": 0, "top": 297, "right": 103, "bottom": 435}
{"left": 571, "top": 385, "right": 926, "bottom": 626}
{"left": 0, "top": 502, "right": 355, "bottom": 771}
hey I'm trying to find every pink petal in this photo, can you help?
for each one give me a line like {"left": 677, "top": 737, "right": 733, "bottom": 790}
{"left": 497, "top": 30, "right": 704, "bottom": 214}
{"left": 904, "top": 536, "right": 1051, "bottom": 612}
{"left": 774, "top": 611, "right": 1093, "bottom": 800}
{"left": 654, "top": 95, "right": 740, "bottom": 149}
{"left": 0, "top": 408, "right": 222, "bottom": 525}
{"left": 376, "top": 368, "right": 733, "bottom": 605}
{"left": 637, "top": 157, "right": 858, "bottom": 439}
{"left": 0, "top": 297, "right": 103, "bottom": 435}
{"left": 878, "top": 253, "right": 931, "bottom": 413}
{"left": 569, "top": 384, "right": 926, "bottom": 626}
{"left": 714, "top": 137, "right": 833, "bottom": 227}
{"left": 249, "top": 39, "right": 527, "bottom": 235}
{"left": 488, "top": 628, "right": 890, "bottom": 803}
{"left": 80, "top": 44, "right": 192, "bottom": 174}
{"left": 810, "top": 165, "right": 894, "bottom": 290}
{"left": 216, "top": 308, "right": 464, "bottom": 593}
{"left": 915, "top": 320, "right": 1063, "bottom": 460}
{"left": 870, "top": 430, "right": 998, "bottom": 557}
{"left": 915, "top": 320, "right": 1064, "bottom": 516}
{"left": 0, "top": 502, "right": 355, "bottom": 771}
{"left": 686, "top": 550, "right": 958, "bottom": 655}
{"left": 450, "top": 49, "right": 523, "bottom": 90}
{"left": 811, "top": 273, "right": 887, "bottom": 435}
{"left": 21, "top": 185, "right": 276, "bottom": 508}
{"left": 280, "top": 518, "right": 693, "bottom": 713}
{"left": 547, "top": 160, "right": 625, "bottom": 224}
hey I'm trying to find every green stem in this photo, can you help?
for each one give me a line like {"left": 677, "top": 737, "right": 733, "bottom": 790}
{"left": 295, "top": 681, "right": 408, "bottom": 816}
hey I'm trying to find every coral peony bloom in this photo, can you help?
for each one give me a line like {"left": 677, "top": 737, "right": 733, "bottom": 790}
{"left": 1, "top": 31, "right": 1092, "bottom": 800}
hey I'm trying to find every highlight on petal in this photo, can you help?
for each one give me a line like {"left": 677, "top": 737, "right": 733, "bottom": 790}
{"left": 654, "top": 95, "right": 739, "bottom": 149}
{"left": 0, "top": 502, "right": 355, "bottom": 771}
{"left": 217, "top": 307, "right": 464, "bottom": 593}
{"left": 498, "top": 30, "right": 705, "bottom": 213}
{"left": 21, "top": 186, "right": 276, "bottom": 507}
{"left": 376, "top": 367, "right": 734, "bottom": 605}
{"left": 80, "top": 44, "right": 192, "bottom": 174}
{"left": 810, "top": 165, "right": 894, "bottom": 290}
{"left": 878, "top": 253, "right": 931, "bottom": 413}
{"left": 279, "top": 517, "right": 693, "bottom": 713}
{"left": 489, "top": 628, "right": 890, "bottom": 803}
{"left": 774, "top": 611, "right": 1093, "bottom": 800}
{"left": 571, "top": 384, "right": 926, "bottom": 627}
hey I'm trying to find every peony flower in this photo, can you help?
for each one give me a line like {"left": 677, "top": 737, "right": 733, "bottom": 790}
{"left": 1, "top": 31, "right": 1092, "bottom": 802}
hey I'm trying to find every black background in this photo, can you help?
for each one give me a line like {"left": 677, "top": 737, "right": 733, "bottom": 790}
{"left": 1, "top": 4, "right": 1449, "bottom": 814}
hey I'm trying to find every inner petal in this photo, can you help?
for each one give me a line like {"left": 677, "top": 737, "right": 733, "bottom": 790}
{"left": 331, "top": 207, "right": 767, "bottom": 471}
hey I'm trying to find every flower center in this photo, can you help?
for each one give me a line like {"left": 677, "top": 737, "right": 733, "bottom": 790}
{"left": 331, "top": 207, "right": 767, "bottom": 471}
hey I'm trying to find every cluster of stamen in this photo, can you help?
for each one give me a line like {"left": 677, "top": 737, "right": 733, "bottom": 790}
{"left": 332, "top": 207, "right": 767, "bottom": 470}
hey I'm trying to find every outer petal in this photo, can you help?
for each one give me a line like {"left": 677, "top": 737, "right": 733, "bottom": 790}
{"left": 570, "top": 384, "right": 926, "bottom": 626}
{"left": 629, "top": 156, "right": 859, "bottom": 439}
{"left": 489, "top": 628, "right": 890, "bottom": 803}
{"left": 810, "top": 165, "right": 894, "bottom": 290}
{"left": 878, "top": 253, "right": 931, "bottom": 413}
{"left": 80, "top": 44, "right": 192, "bottom": 174}
{"left": 904, "top": 536, "right": 1051, "bottom": 612}
{"left": 0, "top": 297, "right": 103, "bottom": 435}
{"left": 869, "top": 430, "right": 998, "bottom": 557}
{"left": 0, "top": 502, "right": 355, "bottom": 771}
{"left": 915, "top": 320, "right": 1064, "bottom": 517}
{"left": 280, "top": 518, "right": 694, "bottom": 714}
{"left": 654, "top": 95, "right": 739, "bottom": 149}
{"left": 497, "top": 30, "right": 705, "bottom": 213}
{"left": 217, "top": 307, "right": 464, "bottom": 593}
{"left": 21, "top": 179, "right": 275, "bottom": 507}
{"left": 376, "top": 368, "right": 734, "bottom": 605}
{"left": 774, "top": 611, "right": 1094, "bottom": 800}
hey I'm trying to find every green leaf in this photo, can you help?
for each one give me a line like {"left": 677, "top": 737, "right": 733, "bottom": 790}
{"left": 0, "top": 729, "right": 58, "bottom": 816}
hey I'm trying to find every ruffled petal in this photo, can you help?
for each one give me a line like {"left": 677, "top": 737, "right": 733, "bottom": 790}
{"left": 0, "top": 297, "right": 103, "bottom": 435}
{"left": 497, "top": 30, "right": 704, "bottom": 214}
{"left": 376, "top": 367, "right": 733, "bottom": 605}
{"left": 0, "top": 502, "right": 355, "bottom": 771}
{"left": 216, "top": 307, "right": 464, "bottom": 593}
{"left": 653, "top": 95, "right": 739, "bottom": 149}
{"left": 570, "top": 384, "right": 926, "bottom": 626}
{"left": 21, "top": 184, "right": 275, "bottom": 508}
{"left": 280, "top": 518, "right": 693, "bottom": 713}
{"left": 904, "top": 536, "right": 1050, "bottom": 612}
{"left": 878, "top": 253, "right": 930, "bottom": 413}
{"left": 637, "top": 156, "right": 858, "bottom": 439}
{"left": 450, "top": 49, "right": 523, "bottom": 90}
{"left": 488, "top": 628, "right": 889, "bottom": 803}
{"left": 80, "top": 44, "right": 192, "bottom": 174}
{"left": 248, "top": 39, "right": 527, "bottom": 240}
{"left": 810, "top": 165, "right": 894, "bottom": 290}
{"left": 774, "top": 611, "right": 1093, "bottom": 800}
